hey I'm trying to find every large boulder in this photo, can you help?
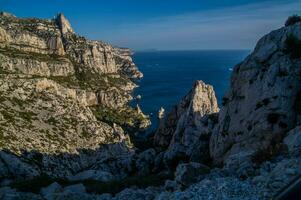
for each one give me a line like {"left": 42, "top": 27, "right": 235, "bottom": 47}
{"left": 175, "top": 162, "right": 210, "bottom": 187}
{"left": 135, "top": 148, "right": 157, "bottom": 175}
{"left": 210, "top": 21, "right": 301, "bottom": 167}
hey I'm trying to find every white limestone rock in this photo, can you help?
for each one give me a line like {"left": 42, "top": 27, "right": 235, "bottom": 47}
{"left": 154, "top": 81, "right": 219, "bottom": 166}
{"left": 210, "top": 21, "right": 301, "bottom": 167}
{"left": 55, "top": 13, "right": 74, "bottom": 35}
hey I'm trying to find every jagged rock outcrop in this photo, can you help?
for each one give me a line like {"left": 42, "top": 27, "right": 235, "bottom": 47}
{"left": 56, "top": 13, "right": 74, "bottom": 35}
{"left": 210, "top": 21, "right": 301, "bottom": 167}
{"left": 154, "top": 81, "right": 219, "bottom": 166}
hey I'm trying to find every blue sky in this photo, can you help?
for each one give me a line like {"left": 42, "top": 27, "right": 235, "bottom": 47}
{"left": 1, "top": 0, "right": 301, "bottom": 50}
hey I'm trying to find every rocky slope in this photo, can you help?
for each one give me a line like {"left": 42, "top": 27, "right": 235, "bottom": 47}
{"left": 0, "top": 12, "right": 150, "bottom": 181}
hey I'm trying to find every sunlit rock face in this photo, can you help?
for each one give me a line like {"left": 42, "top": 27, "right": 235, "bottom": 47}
{"left": 154, "top": 80, "right": 219, "bottom": 165}
{"left": 210, "top": 22, "right": 301, "bottom": 167}
{"left": 0, "top": 12, "right": 149, "bottom": 180}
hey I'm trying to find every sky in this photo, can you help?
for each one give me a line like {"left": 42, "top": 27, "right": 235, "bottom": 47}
{"left": 1, "top": 0, "right": 301, "bottom": 50}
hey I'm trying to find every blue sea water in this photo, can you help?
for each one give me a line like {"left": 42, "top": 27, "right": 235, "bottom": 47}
{"left": 131, "top": 50, "right": 250, "bottom": 130}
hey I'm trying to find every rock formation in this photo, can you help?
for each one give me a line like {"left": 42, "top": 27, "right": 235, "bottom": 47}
{"left": 210, "top": 19, "right": 301, "bottom": 168}
{"left": 0, "top": 12, "right": 150, "bottom": 181}
{"left": 154, "top": 80, "right": 219, "bottom": 166}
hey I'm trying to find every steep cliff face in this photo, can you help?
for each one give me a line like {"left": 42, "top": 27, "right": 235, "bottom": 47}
{"left": 0, "top": 13, "right": 149, "bottom": 180}
{"left": 154, "top": 81, "right": 219, "bottom": 166}
{"left": 210, "top": 21, "right": 301, "bottom": 167}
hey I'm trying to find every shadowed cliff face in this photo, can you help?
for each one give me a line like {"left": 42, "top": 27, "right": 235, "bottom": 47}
{"left": 210, "top": 21, "right": 301, "bottom": 167}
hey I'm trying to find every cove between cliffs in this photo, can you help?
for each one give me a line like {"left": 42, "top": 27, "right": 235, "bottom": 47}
{"left": 131, "top": 50, "right": 250, "bottom": 131}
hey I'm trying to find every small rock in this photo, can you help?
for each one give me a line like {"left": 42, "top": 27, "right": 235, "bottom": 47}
{"left": 68, "top": 170, "right": 114, "bottom": 182}
{"left": 40, "top": 182, "right": 62, "bottom": 200}
{"left": 284, "top": 126, "right": 301, "bottom": 154}
{"left": 63, "top": 184, "right": 86, "bottom": 193}
{"left": 96, "top": 193, "right": 112, "bottom": 200}
{"left": 158, "top": 107, "right": 165, "bottom": 119}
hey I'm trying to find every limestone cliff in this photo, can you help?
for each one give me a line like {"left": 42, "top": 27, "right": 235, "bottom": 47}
{"left": 0, "top": 12, "right": 149, "bottom": 180}
{"left": 210, "top": 20, "right": 301, "bottom": 168}
{"left": 154, "top": 80, "right": 219, "bottom": 166}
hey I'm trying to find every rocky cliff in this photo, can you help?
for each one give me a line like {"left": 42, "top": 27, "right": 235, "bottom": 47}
{"left": 154, "top": 80, "right": 219, "bottom": 167}
{"left": 0, "top": 12, "right": 150, "bottom": 180}
{"left": 210, "top": 19, "right": 301, "bottom": 169}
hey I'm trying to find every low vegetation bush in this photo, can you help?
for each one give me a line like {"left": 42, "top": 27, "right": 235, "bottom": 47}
{"left": 285, "top": 15, "right": 301, "bottom": 27}
{"left": 285, "top": 34, "right": 301, "bottom": 59}
{"left": 251, "top": 134, "right": 287, "bottom": 164}
{"left": 267, "top": 113, "right": 280, "bottom": 124}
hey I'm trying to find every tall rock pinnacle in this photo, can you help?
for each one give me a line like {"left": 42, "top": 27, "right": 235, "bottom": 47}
{"left": 55, "top": 13, "right": 74, "bottom": 35}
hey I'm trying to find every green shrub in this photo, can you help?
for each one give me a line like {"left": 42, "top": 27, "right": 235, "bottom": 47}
{"left": 285, "top": 34, "right": 301, "bottom": 59}
{"left": 285, "top": 15, "right": 301, "bottom": 27}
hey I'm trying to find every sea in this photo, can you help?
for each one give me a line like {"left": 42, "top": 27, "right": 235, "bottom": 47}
{"left": 131, "top": 50, "right": 250, "bottom": 131}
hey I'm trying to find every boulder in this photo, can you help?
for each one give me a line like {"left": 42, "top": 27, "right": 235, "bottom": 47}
{"left": 135, "top": 148, "right": 156, "bottom": 175}
{"left": 164, "top": 180, "right": 178, "bottom": 191}
{"left": 113, "top": 188, "right": 156, "bottom": 200}
{"left": 0, "top": 186, "right": 43, "bottom": 200}
{"left": 63, "top": 184, "right": 86, "bottom": 193}
{"left": 40, "top": 182, "right": 63, "bottom": 200}
{"left": 175, "top": 162, "right": 210, "bottom": 187}
{"left": 68, "top": 170, "right": 114, "bottom": 182}
{"left": 284, "top": 126, "right": 301, "bottom": 154}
